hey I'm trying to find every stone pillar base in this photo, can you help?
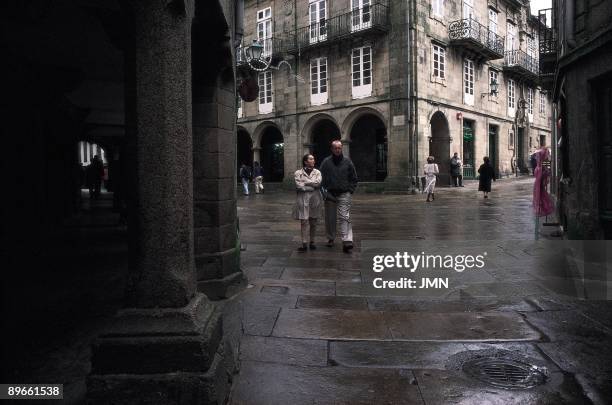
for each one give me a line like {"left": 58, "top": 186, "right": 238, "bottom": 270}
{"left": 87, "top": 293, "right": 234, "bottom": 404}
{"left": 199, "top": 271, "right": 247, "bottom": 300}
{"left": 383, "top": 175, "right": 414, "bottom": 193}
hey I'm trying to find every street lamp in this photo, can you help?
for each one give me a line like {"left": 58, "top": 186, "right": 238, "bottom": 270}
{"left": 481, "top": 78, "right": 499, "bottom": 98}
{"left": 513, "top": 97, "right": 528, "bottom": 176}
{"left": 243, "top": 39, "right": 269, "bottom": 71}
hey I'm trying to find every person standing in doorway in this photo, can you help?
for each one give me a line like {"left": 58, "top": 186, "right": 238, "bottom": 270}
{"left": 239, "top": 162, "right": 252, "bottom": 196}
{"left": 423, "top": 156, "right": 439, "bottom": 202}
{"left": 478, "top": 156, "right": 496, "bottom": 198}
{"left": 293, "top": 154, "right": 322, "bottom": 252}
{"left": 320, "top": 140, "right": 358, "bottom": 253}
{"left": 87, "top": 155, "right": 104, "bottom": 199}
{"left": 450, "top": 152, "right": 464, "bottom": 187}
{"left": 253, "top": 161, "right": 264, "bottom": 194}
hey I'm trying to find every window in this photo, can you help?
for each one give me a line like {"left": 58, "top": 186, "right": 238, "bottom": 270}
{"left": 488, "top": 9, "right": 497, "bottom": 33}
{"left": 432, "top": 0, "right": 443, "bottom": 17}
{"left": 258, "top": 71, "right": 273, "bottom": 114}
{"left": 527, "top": 36, "right": 537, "bottom": 59}
{"left": 508, "top": 79, "right": 515, "bottom": 116}
{"left": 432, "top": 44, "right": 445, "bottom": 79}
{"left": 352, "top": 46, "right": 372, "bottom": 98}
{"left": 310, "top": 57, "right": 328, "bottom": 105}
{"left": 309, "top": 0, "right": 327, "bottom": 44}
{"left": 463, "top": 0, "right": 474, "bottom": 20}
{"left": 489, "top": 69, "right": 498, "bottom": 97}
{"left": 539, "top": 92, "right": 546, "bottom": 114}
{"left": 464, "top": 59, "right": 474, "bottom": 106}
{"left": 351, "top": 0, "right": 371, "bottom": 31}
{"left": 488, "top": 9, "right": 498, "bottom": 46}
{"left": 257, "top": 7, "right": 272, "bottom": 58}
{"left": 237, "top": 96, "right": 243, "bottom": 118}
{"left": 506, "top": 22, "right": 516, "bottom": 52}
{"left": 527, "top": 87, "right": 534, "bottom": 117}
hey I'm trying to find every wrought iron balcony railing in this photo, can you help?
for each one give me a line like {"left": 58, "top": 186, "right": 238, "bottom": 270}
{"left": 538, "top": 9, "right": 557, "bottom": 55}
{"left": 284, "top": 3, "right": 389, "bottom": 54}
{"left": 504, "top": 49, "right": 539, "bottom": 76}
{"left": 448, "top": 18, "right": 504, "bottom": 60}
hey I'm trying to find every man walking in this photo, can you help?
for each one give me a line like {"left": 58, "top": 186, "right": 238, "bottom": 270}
{"left": 239, "top": 162, "right": 252, "bottom": 196}
{"left": 450, "top": 152, "right": 464, "bottom": 187}
{"left": 253, "top": 161, "right": 264, "bottom": 194}
{"left": 320, "top": 140, "right": 358, "bottom": 253}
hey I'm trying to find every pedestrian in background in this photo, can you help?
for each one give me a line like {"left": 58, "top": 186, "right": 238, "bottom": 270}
{"left": 253, "top": 161, "right": 264, "bottom": 194}
{"left": 423, "top": 156, "right": 439, "bottom": 202}
{"left": 239, "top": 162, "right": 252, "bottom": 196}
{"left": 320, "top": 140, "right": 358, "bottom": 253}
{"left": 87, "top": 155, "right": 104, "bottom": 199}
{"left": 293, "top": 154, "right": 322, "bottom": 252}
{"left": 450, "top": 152, "right": 464, "bottom": 187}
{"left": 478, "top": 156, "right": 496, "bottom": 198}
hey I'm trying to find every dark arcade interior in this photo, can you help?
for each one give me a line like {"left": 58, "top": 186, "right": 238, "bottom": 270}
{"left": 2, "top": 1, "right": 242, "bottom": 402}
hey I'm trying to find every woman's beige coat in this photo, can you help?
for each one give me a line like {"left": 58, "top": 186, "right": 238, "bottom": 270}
{"left": 292, "top": 168, "right": 323, "bottom": 220}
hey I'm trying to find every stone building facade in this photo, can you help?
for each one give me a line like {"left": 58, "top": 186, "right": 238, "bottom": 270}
{"left": 540, "top": 0, "right": 612, "bottom": 238}
{"left": 237, "top": 0, "right": 553, "bottom": 190}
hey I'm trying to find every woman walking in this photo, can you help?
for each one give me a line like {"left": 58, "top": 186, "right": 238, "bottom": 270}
{"left": 423, "top": 156, "right": 439, "bottom": 202}
{"left": 293, "top": 154, "right": 323, "bottom": 252}
{"left": 478, "top": 156, "right": 496, "bottom": 198}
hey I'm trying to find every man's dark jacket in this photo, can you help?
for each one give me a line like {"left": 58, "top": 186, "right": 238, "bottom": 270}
{"left": 320, "top": 155, "right": 358, "bottom": 195}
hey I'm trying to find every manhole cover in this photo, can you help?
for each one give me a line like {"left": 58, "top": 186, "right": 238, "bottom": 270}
{"left": 462, "top": 357, "right": 547, "bottom": 389}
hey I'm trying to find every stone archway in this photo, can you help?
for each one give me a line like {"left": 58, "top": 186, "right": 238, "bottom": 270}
{"left": 310, "top": 119, "right": 341, "bottom": 167}
{"left": 348, "top": 114, "right": 388, "bottom": 182}
{"left": 259, "top": 126, "right": 284, "bottom": 182}
{"left": 237, "top": 127, "right": 253, "bottom": 176}
{"left": 429, "top": 111, "right": 451, "bottom": 186}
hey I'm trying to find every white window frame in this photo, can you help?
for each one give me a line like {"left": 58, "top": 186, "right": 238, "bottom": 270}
{"left": 464, "top": 59, "right": 475, "bottom": 106}
{"left": 237, "top": 96, "right": 243, "bottom": 118}
{"left": 488, "top": 9, "right": 498, "bottom": 46}
{"left": 257, "top": 7, "right": 273, "bottom": 58}
{"left": 527, "top": 87, "right": 534, "bottom": 121}
{"left": 539, "top": 91, "right": 546, "bottom": 115}
{"left": 508, "top": 79, "right": 515, "bottom": 117}
{"left": 309, "top": 0, "right": 327, "bottom": 44}
{"left": 432, "top": 0, "right": 444, "bottom": 17}
{"left": 310, "top": 57, "right": 328, "bottom": 105}
{"left": 506, "top": 22, "right": 517, "bottom": 52}
{"left": 352, "top": 46, "right": 372, "bottom": 99}
{"left": 432, "top": 44, "right": 446, "bottom": 80}
{"left": 258, "top": 71, "right": 273, "bottom": 114}
{"left": 463, "top": 0, "right": 474, "bottom": 20}
{"left": 351, "top": 0, "right": 371, "bottom": 32}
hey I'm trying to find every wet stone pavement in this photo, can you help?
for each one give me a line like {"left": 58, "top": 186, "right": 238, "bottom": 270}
{"left": 226, "top": 178, "right": 612, "bottom": 405}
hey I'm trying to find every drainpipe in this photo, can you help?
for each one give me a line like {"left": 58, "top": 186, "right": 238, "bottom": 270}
{"left": 564, "top": 0, "right": 576, "bottom": 50}
{"left": 234, "top": 0, "right": 244, "bottom": 48}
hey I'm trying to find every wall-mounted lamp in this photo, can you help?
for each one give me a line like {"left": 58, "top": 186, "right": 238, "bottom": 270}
{"left": 482, "top": 78, "right": 499, "bottom": 97}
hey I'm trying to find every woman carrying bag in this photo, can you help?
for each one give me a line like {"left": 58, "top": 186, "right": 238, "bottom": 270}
{"left": 293, "top": 154, "right": 323, "bottom": 252}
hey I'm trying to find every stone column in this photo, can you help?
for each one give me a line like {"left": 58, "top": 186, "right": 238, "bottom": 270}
{"left": 253, "top": 147, "right": 261, "bottom": 163}
{"left": 192, "top": 14, "right": 244, "bottom": 299}
{"left": 384, "top": 0, "right": 412, "bottom": 192}
{"left": 88, "top": 2, "right": 231, "bottom": 403}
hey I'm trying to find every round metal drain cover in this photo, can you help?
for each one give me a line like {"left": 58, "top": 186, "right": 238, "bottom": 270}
{"left": 462, "top": 357, "right": 547, "bottom": 389}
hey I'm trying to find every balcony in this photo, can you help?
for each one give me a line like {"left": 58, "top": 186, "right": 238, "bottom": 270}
{"left": 538, "top": 8, "right": 557, "bottom": 90}
{"left": 283, "top": 3, "right": 389, "bottom": 55}
{"left": 448, "top": 18, "right": 504, "bottom": 61}
{"left": 503, "top": 50, "right": 539, "bottom": 83}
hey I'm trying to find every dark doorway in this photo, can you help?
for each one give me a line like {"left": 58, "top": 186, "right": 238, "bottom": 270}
{"left": 594, "top": 73, "right": 612, "bottom": 238}
{"left": 488, "top": 125, "right": 499, "bottom": 177}
{"left": 517, "top": 128, "right": 528, "bottom": 173}
{"left": 429, "top": 112, "right": 451, "bottom": 185}
{"left": 237, "top": 129, "right": 253, "bottom": 176}
{"left": 260, "top": 126, "right": 284, "bottom": 182}
{"left": 463, "top": 120, "right": 475, "bottom": 179}
{"left": 311, "top": 119, "right": 341, "bottom": 167}
{"left": 350, "top": 114, "right": 387, "bottom": 182}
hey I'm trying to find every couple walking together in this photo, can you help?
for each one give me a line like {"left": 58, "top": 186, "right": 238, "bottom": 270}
{"left": 293, "top": 140, "right": 358, "bottom": 253}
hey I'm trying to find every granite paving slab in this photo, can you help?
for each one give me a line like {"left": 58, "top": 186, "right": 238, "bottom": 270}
{"left": 296, "top": 295, "right": 369, "bottom": 310}
{"left": 239, "top": 336, "right": 328, "bottom": 366}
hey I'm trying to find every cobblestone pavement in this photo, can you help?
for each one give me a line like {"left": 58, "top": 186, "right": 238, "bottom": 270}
{"left": 228, "top": 177, "right": 612, "bottom": 405}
